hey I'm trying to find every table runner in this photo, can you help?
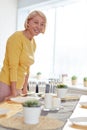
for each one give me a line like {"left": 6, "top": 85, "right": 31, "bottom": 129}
{"left": 0, "top": 116, "right": 64, "bottom": 130}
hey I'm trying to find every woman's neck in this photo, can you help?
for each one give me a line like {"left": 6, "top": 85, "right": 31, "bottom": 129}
{"left": 23, "top": 30, "right": 33, "bottom": 40}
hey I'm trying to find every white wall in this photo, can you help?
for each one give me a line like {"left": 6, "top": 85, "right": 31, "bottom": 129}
{"left": 18, "top": 0, "right": 77, "bottom": 9}
{"left": 0, "top": 0, "right": 17, "bottom": 68}
{"left": 18, "top": 0, "right": 53, "bottom": 8}
{"left": 18, "top": 0, "right": 65, "bottom": 8}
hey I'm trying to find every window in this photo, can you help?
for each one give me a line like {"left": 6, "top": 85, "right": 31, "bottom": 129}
{"left": 17, "top": 0, "right": 87, "bottom": 83}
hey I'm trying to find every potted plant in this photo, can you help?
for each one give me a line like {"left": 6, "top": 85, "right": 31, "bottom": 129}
{"left": 71, "top": 75, "right": 77, "bottom": 85}
{"left": 22, "top": 100, "right": 41, "bottom": 124}
{"left": 56, "top": 84, "right": 68, "bottom": 98}
{"left": 36, "top": 72, "right": 42, "bottom": 79}
{"left": 83, "top": 77, "right": 87, "bottom": 87}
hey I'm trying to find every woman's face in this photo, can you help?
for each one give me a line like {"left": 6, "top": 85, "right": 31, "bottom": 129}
{"left": 27, "top": 15, "right": 45, "bottom": 36}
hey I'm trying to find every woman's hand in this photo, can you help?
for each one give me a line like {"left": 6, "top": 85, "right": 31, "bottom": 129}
{"left": 22, "top": 74, "right": 29, "bottom": 94}
{"left": 4, "top": 89, "right": 22, "bottom": 101}
{"left": 4, "top": 92, "right": 18, "bottom": 101}
{"left": 22, "top": 87, "right": 28, "bottom": 95}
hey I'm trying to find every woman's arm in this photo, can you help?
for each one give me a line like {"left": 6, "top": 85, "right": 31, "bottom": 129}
{"left": 22, "top": 74, "right": 29, "bottom": 94}
{"left": 4, "top": 81, "right": 20, "bottom": 101}
{"left": 10, "top": 82, "right": 18, "bottom": 96}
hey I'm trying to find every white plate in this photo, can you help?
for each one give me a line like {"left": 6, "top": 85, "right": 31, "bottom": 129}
{"left": 10, "top": 96, "right": 40, "bottom": 103}
{"left": 69, "top": 117, "right": 87, "bottom": 126}
{"left": 42, "top": 106, "right": 59, "bottom": 111}
{"left": 79, "top": 102, "right": 87, "bottom": 107}
{"left": 0, "top": 108, "right": 10, "bottom": 116}
{"left": 20, "top": 92, "right": 35, "bottom": 97}
{"left": 43, "top": 108, "right": 59, "bottom": 111}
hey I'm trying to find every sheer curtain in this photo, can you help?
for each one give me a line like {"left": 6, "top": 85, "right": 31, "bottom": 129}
{"left": 54, "top": 1, "right": 87, "bottom": 82}
{"left": 17, "top": 0, "right": 87, "bottom": 82}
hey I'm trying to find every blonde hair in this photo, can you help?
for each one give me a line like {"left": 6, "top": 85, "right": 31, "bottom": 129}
{"left": 24, "top": 10, "right": 47, "bottom": 33}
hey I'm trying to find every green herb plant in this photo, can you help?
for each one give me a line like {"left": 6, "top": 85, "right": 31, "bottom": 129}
{"left": 36, "top": 72, "right": 42, "bottom": 75}
{"left": 22, "top": 100, "right": 41, "bottom": 107}
{"left": 71, "top": 75, "right": 77, "bottom": 80}
{"left": 56, "top": 84, "right": 68, "bottom": 89}
{"left": 84, "top": 77, "right": 87, "bottom": 81}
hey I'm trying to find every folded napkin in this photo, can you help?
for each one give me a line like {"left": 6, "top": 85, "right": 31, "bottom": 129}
{"left": 0, "top": 101, "right": 22, "bottom": 118}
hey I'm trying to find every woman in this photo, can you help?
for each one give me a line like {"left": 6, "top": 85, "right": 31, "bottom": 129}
{"left": 0, "top": 10, "right": 47, "bottom": 102}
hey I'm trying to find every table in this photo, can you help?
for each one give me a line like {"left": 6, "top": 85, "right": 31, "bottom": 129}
{"left": 63, "top": 95, "right": 87, "bottom": 130}
{"left": 0, "top": 92, "right": 80, "bottom": 130}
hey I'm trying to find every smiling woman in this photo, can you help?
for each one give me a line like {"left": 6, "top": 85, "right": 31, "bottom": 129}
{"left": 0, "top": 10, "right": 47, "bottom": 102}
{"left": 24, "top": 11, "right": 46, "bottom": 34}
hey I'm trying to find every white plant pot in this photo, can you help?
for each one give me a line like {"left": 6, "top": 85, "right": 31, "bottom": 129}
{"left": 71, "top": 79, "right": 77, "bottom": 85}
{"left": 57, "top": 88, "right": 68, "bottom": 98}
{"left": 36, "top": 75, "right": 42, "bottom": 79}
{"left": 23, "top": 107, "right": 41, "bottom": 124}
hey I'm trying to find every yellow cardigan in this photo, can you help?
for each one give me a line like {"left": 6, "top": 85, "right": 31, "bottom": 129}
{"left": 0, "top": 31, "right": 36, "bottom": 89}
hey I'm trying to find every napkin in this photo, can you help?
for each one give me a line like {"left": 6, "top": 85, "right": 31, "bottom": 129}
{"left": 0, "top": 101, "right": 22, "bottom": 118}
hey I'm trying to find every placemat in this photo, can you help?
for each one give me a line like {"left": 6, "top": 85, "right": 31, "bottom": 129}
{"left": 0, "top": 101, "right": 22, "bottom": 118}
{"left": 80, "top": 106, "right": 87, "bottom": 109}
{"left": 0, "top": 116, "right": 64, "bottom": 130}
{"left": 61, "top": 95, "right": 80, "bottom": 101}
{"left": 70, "top": 124, "right": 87, "bottom": 130}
